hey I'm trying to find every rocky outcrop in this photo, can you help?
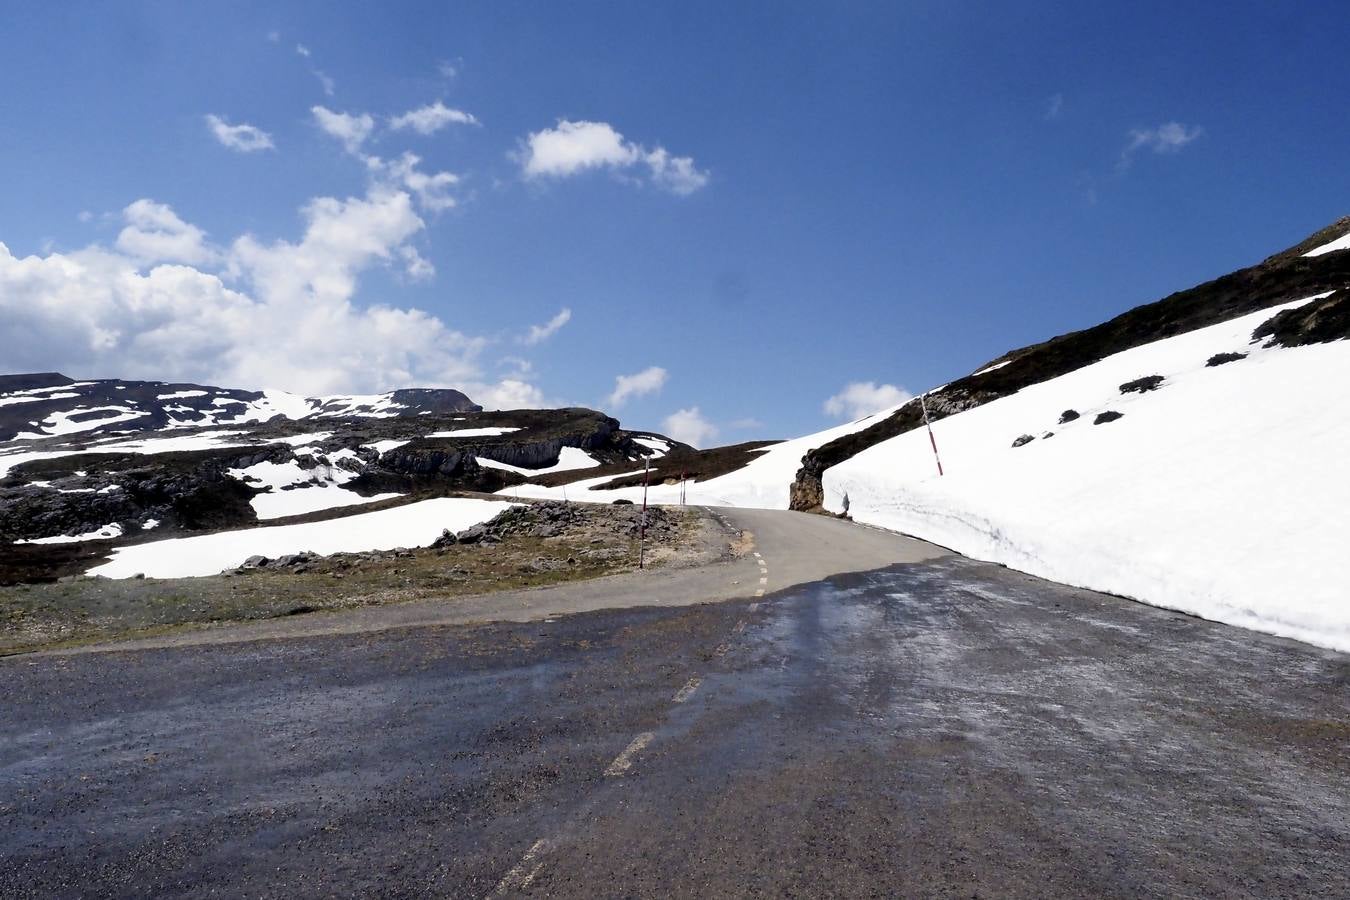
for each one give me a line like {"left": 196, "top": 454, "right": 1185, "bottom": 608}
{"left": 1252, "top": 289, "right": 1350, "bottom": 347}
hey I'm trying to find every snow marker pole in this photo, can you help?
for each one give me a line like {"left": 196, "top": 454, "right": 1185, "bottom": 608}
{"left": 919, "top": 392, "right": 945, "bottom": 477}
{"left": 639, "top": 456, "right": 650, "bottom": 569}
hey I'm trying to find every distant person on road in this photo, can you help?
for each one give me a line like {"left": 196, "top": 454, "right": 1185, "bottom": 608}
{"left": 841, "top": 492, "right": 850, "bottom": 517}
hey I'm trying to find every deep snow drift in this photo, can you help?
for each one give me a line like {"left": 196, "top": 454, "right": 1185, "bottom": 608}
{"left": 821, "top": 295, "right": 1350, "bottom": 653}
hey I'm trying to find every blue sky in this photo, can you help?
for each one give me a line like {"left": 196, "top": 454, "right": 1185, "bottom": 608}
{"left": 2, "top": 2, "right": 1347, "bottom": 444}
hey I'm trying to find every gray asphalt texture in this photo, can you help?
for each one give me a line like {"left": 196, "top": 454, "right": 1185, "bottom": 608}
{"left": 2, "top": 509, "right": 1347, "bottom": 898}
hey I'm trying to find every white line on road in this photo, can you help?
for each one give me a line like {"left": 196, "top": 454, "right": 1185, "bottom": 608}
{"left": 759, "top": 577, "right": 768, "bottom": 585}
{"left": 754, "top": 589, "right": 764, "bottom": 597}
{"left": 605, "top": 732, "right": 656, "bottom": 776}
{"left": 672, "top": 676, "right": 702, "bottom": 703}
{"left": 491, "top": 838, "right": 549, "bottom": 896}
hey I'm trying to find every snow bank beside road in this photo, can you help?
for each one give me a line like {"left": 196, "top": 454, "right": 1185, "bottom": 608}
{"left": 87, "top": 497, "right": 516, "bottom": 579}
{"left": 823, "top": 297, "right": 1350, "bottom": 652}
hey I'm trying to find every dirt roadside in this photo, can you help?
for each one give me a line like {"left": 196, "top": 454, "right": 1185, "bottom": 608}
{"left": 0, "top": 501, "right": 728, "bottom": 656}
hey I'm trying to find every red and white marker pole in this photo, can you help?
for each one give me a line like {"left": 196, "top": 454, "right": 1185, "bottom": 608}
{"left": 919, "top": 392, "right": 945, "bottom": 477}
{"left": 639, "top": 456, "right": 650, "bottom": 569}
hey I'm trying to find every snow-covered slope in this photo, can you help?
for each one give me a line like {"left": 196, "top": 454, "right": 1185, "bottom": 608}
{"left": 821, "top": 295, "right": 1350, "bottom": 653}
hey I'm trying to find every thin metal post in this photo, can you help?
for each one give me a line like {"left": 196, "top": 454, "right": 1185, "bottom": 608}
{"left": 919, "top": 393, "right": 945, "bottom": 477}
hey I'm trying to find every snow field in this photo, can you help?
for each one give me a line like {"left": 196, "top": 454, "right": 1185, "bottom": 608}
{"left": 476, "top": 446, "right": 600, "bottom": 476}
{"left": 822, "top": 296, "right": 1350, "bottom": 652}
{"left": 86, "top": 497, "right": 517, "bottom": 579}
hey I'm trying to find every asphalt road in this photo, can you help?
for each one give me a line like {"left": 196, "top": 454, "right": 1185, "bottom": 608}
{"left": 2, "top": 509, "right": 1347, "bottom": 898}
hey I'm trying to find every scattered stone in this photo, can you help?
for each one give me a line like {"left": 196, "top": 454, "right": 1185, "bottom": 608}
{"left": 242, "top": 555, "right": 268, "bottom": 569}
{"left": 612, "top": 498, "right": 634, "bottom": 505}
{"left": 1119, "top": 375, "right": 1165, "bottom": 394}
{"left": 1094, "top": 411, "right": 1124, "bottom": 425}
{"left": 1206, "top": 351, "right": 1247, "bottom": 367}
{"left": 1011, "top": 434, "right": 1035, "bottom": 448}
{"left": 1041, "top": 431, "right": 1055, "bottom": 439}
{"left": 1059, "top": 409, "right": 1080, "bottom": 424}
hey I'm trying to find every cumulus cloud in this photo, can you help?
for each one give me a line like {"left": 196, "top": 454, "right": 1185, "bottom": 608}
{"left": 519, "top": 120, "right": 708, "bottom": 195}
{"left": 606, "top": 366, "right": 668, "bottom": 408}
{"left": 0, "top": 187, "right": 536, "bottom": 400}
{"left": 1119, "top": 121, "right": 1203, "bottom": 169}
{"left": 823, "top": 381, "right": 913, "bottom": 420}
{"left": 521, "top": 308, "right": 571, "bottom": 346}
{"left": 116, "top": 199, "right": 219, "bottom": 266}
{"left": 311, "top": 108, "right": 461, "bottom": 214}
{"left": 663, "top": 407, "right": 717, "bottom": 448}
{"left": 205, "top": 114, "right": 275, "bottom": 153}
{"left": 312, "top": 106, "right": 375, "bottom": 154}
{"left": 390, "top": 101, "right": 478, "bottom": 134}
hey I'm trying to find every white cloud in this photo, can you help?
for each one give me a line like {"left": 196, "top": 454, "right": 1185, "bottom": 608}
{"left": 311, "top": 108, "right": 461, "bottom": 213}
{"left": 0, "top": 187, "right": 541, "bottom": 400}
{"left": 521, "top": 308, "right": 572, "bottom": 346}
{"left": 390, "top": 101, "right": 478, "bottom": 134}
{"left": 295, "top": 43, "right": 310, "bottom": 58}
{"left": 470, "top": 379, "right": 546, "bottom": 410}
{"left": 663, "top": 407, "right": 717, "bottom": 448}
{"left": 606, "top": 366, "right": 668, "bottom": 407}
{"left": 823, "top": 381, "right": 913, "bottom": 420}
{"left": 77, "top": 210, "right": 94, "bottom": 223}
{"left": 643, "top": 147, "right": 710, "bottom": 196}
{"left": 438, "top": 59, "right": 460, "bottom": 79}
{"left": 1119, "top": 121, "right": 1203, "bottom": 168}
{"left": 267, "top": 30, "right": 280, "bottom": 43}
{"left": 312, "top": 106, "right": 375, "bottom": 154}
{"left": 205, "top": 114, "right": 275, "bottom": 153}
{"left": 367, "top": 152, "right": 459, "bottom": 212}
{"left": 1045, "top": 93, "right": 1064, "bottom": 121}
{"left": 116, "top": 199, "right": 219, "bottom": 266}
{"left": 519, "top": 119, "right": 708, "bottom": 194}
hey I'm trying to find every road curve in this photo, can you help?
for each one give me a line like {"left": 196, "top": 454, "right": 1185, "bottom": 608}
{"left": 33, "top": 507, "right": 947, "bottom": 656}
{"left": 3, "top": 514, "right": 1347, "bottom": 897}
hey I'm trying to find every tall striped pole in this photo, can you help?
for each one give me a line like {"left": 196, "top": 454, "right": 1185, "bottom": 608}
{"left": 919, "top": 392, "right": 945, "bottom": 477}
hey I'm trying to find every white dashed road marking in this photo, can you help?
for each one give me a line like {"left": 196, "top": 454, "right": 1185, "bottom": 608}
{"left": 491, "top": 838, "right": 549, "bottom": 896}
{"left": 605, "top": 732, "right": 656, "bottom": 776}
{"left": 672, "top": 676, "right": 702, "bottom": 703}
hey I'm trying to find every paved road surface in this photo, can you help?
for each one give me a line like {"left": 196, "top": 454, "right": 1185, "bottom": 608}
{"left": 3, "top": 508, "right": 1347, "bottom": 897}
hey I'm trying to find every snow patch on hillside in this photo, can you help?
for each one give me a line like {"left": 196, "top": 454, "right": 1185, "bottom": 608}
{"left": 1304, "top": 228, "right": 1350, "bottom": 257}
{"left": 823, "top": 295, "right": 1350, "bottom": 653}
{"left": 476, "top": 446, "right": 600, "bottom": 476}
{"left": 87, "top": 498, "right": 516, "bottom": 579}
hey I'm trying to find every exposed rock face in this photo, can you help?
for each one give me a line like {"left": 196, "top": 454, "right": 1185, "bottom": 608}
{"left": 789, "top": 218, "right": 1350, "bottom": 511}
{"left": 1094, "top": 411, "right": 1124, "bottom": 425}
{"left": 1252, "top": 289, "right": 1350, "bottom": 347}
{"left": 1206, "top": 352, "right": 1247, "bottom": 367}
{"left": 1120, "top": 375, "right": 1165, "bottom": 394}
{"left": 1012, "top": 434, "right": 1035, "bottom": 447}
{"left": 1059, "top": 409, "right": 1081, "bottom": 424}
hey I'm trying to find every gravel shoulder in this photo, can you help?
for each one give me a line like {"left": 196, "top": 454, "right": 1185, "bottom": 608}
{"left": 0, "top": 501, "right": 710, "bottom": 656}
